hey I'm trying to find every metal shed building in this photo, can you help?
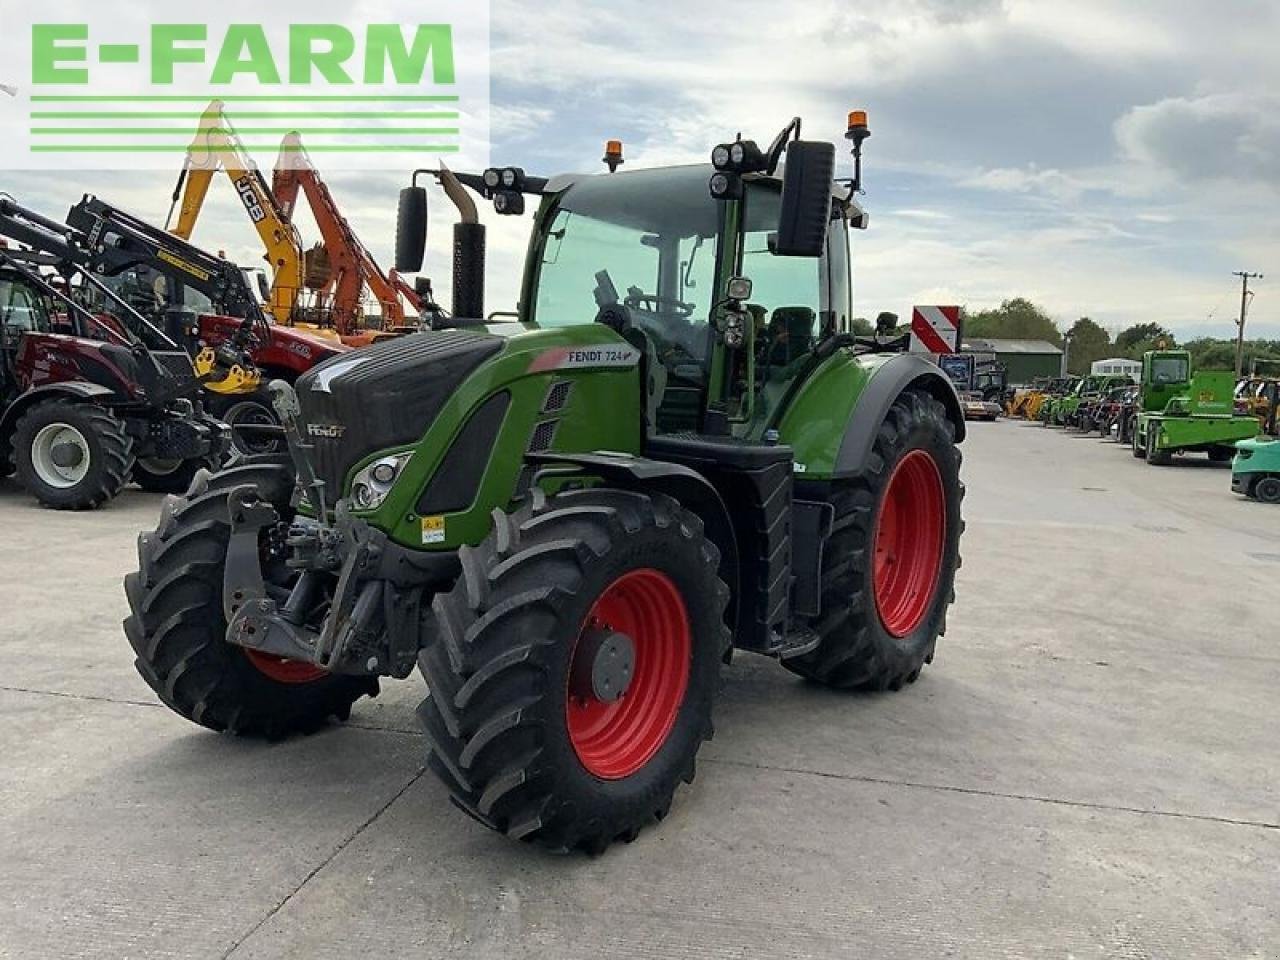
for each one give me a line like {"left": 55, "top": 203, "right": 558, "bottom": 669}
{"left": 962, "top": 338, "right": 1064, "bottom": 384}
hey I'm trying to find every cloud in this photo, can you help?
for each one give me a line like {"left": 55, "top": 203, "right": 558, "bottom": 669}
{"left": 1116, "top": 93, "right": 1280, "bottom": 189}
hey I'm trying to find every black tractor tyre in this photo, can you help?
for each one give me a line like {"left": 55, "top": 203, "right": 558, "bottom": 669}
{"left": 123, "top": 461, "right": 377, "bottom": 737}
{"left": 784, "top": 389, "right": 963, "bottom": 691}
{"left": 1131, "top": 425, "right": 1146, "bottom": 458}
{"left": 1254, "top": 477, "right": 1280, "bottom": 504}
{"left": 132, "top": 456, "right": 221, "bottom": 494}
{"left": 12, "top": 399, "right": 134, "bottom": 510}
{"left": 207, "top": 389, "right": 284, "bottom": 458}
{"left": 1146, "top": 438, "right": 1172, "bottom": 466}
{"left": 417, "top": 487, "right": 731, "bottom": 854}
{"left": 1207, "top": 445, "right": 1236, "bottom": 464}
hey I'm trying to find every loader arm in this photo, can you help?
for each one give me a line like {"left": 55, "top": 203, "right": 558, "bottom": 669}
{"left": 166, "top": 101, "right": 305, "bottom": 326}
{"left": 272, "top": 133, "right": 415, "bottom": 335}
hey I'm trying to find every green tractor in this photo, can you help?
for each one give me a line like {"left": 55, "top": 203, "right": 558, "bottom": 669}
{"left": 1131, "top": 350, "right": 1258, "bottom": 465}
{"left": 123, "top": 115, "right": 966, "bottom": 853}
{"left": 1038, "top": 376, "right": 1079, "bottom": 426}
{"left": 1063, "top": 374, "right": 1134, "bottom": 431}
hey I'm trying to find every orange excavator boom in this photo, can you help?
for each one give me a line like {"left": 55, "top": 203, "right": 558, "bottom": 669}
{"left": 272, "top": 133, "right": 419, "bottom": 337}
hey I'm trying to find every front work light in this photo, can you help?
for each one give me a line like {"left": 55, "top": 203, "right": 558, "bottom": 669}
{"left": 709, "top": 171, "right": 744, "bottom": 200}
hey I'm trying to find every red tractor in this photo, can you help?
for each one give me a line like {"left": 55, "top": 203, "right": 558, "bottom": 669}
{"left": 63, "top": 195, "right": 350, "bottom": 455}
{"left": 0, "top": 198, "right": 230, "bottom": 508}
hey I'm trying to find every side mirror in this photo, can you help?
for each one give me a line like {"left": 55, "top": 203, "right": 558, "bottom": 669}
{"left": 395, "top": 186, "right": 428, "bottom": 273}
{"left": 775, "top": 140, "right": 835, "bottom": 257}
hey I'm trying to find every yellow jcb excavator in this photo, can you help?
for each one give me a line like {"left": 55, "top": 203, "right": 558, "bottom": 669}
{"left": 165, "top": 100, "right": 310, "bottom": 331}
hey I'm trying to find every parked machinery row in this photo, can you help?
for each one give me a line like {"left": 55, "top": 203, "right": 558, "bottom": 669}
{"left": 1003, "top": 350, "right": 1279, "bottom": 503}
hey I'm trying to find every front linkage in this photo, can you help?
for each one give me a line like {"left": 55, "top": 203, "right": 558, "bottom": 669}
{"left": 220, "top": 383, "right": 455, "bottom": 681}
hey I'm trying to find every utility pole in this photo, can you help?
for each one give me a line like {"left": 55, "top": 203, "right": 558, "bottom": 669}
{"left": 1233, "top": 271, "right": 1262, "bottom": 378}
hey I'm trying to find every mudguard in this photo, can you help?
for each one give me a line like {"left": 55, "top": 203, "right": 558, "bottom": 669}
{"left": 0, "top": 381, "right": 116, "bottom": 442}
{"left": 833, "top": 353, "right": 965, "bottom": 477}
{"left": 526, "top": 450, "right": 741, "bottom": 627}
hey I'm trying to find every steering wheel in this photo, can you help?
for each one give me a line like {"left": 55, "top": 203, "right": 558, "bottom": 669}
{"left": 624, "top": 290, "right": 695, "bottom": 319}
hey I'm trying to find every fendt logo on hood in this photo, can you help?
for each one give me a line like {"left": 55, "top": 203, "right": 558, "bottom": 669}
{"left": 307, "top": 423, "right": 345, "bottom": 439}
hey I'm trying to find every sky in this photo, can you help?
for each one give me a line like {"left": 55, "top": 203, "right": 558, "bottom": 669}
{"left": 2, "top": 0, "right": 1277, "bottom": 340}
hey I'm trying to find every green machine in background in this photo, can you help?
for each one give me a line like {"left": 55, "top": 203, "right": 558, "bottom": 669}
{"left": 1131, "top": 350, "right": 1258, "bottom": 466}
{"left": 124, "top": 114, "right": 969, "bottom": 853}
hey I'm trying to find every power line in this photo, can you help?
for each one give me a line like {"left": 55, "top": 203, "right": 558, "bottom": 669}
{"left": 1232, "top": 271, "right": 1263, "bottom": 378}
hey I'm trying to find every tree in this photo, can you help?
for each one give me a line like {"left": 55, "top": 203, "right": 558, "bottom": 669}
{"left": 850, "top": 316, "right": 874, "bottom": 336}
{"left": 964, "top": 298, "right": 1063, "bottom": 345}
{"left": 1065, "top": 316, "right": 1111, "bottom": 374}
{"left": 1116, "top": 322, "right": 1173, "bottom": 354}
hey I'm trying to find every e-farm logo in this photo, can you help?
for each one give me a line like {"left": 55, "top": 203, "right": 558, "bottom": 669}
{"left": 0, "top": 6, "right": 490, "bottom": 171}
{"left": 31, "top": 24, "right": 457, "bottom": 87}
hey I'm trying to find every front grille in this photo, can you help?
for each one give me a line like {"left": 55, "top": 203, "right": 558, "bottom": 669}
{"left": 296, "top": 330, "right": 502, "bottom": 496}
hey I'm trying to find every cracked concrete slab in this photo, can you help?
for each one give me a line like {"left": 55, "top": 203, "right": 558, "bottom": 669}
{"left": 1, "top": 421, "right": 1277, "bottom": 958}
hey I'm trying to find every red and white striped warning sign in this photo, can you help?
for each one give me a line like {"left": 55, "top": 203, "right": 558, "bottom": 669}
{"left": 909, "top": 305, "right": 962, "bottom": 354}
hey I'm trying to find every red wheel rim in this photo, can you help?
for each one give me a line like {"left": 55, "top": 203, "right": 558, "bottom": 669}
{"left": 873, "top": 449, "right": 946, "bottom": 638}
{"left": 244, "top": 650, "right": 328, "bottom": 685}
{"left": 566, "top": 569, "right": 691, "bottom": 780}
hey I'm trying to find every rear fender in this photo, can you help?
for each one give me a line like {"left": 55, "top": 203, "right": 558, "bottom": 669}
{"left": 833, "top": 354, "right": 965, "bottom": 477}
{"left": 0, "top": 381, "right": 116, "bottom": 457}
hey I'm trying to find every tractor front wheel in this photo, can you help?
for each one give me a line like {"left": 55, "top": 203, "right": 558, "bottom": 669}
{"left": 417, "top": 487, "right": 730, "bottom": 853}
{"left": 132, "top": 456, "right": 221, "bottom": 494}
{"left": 123, "top": 461, "right": 377, "bottom": 737}
{"left": 13, "top": 400, "right": 134, "bottom": 509}
{"left": 784, "top": 389, "right": 963, "bottom": 691}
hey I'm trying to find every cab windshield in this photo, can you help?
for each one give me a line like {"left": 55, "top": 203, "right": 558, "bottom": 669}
{"left": 1150, "top": 355, "right": 1188, "bottom": 384}
{"left": 533, "top": 166, "right": 720, "bottom": 366}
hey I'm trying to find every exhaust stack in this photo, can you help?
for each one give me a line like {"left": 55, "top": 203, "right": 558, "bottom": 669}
{"left": 439, "top": 165, "right": 485, "bottom": 321}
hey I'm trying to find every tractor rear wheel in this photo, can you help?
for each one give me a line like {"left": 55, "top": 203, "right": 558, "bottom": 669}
{"left": 784, "top": 389, "right": 963, "bottom": 691}
{"left": 123, "top": 461, "right": 377, "bottom": 737}
{"left": 417, "top": 487, "right": 730, "bottom": 853}
{"left": 1207, "top": 445, "right": 1235, "bottom": 463}
{"left": 13, "top": 399, "right": 134, "bottom": 509}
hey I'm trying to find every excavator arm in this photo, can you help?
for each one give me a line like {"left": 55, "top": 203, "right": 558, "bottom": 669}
{"left": 272, "top": 133, "right": 419, "bottom": 339}
{"left": 166, "top": 101, "right": 305, "bottom": 327}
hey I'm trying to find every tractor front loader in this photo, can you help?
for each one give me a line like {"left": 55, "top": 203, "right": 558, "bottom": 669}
{"left": 124, "top": 114, "right": 967, "bottom": 853}
{"left": 0, "top": 198, "right": 231, "bottom": 507}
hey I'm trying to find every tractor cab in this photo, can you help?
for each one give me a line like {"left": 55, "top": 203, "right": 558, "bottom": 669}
{"left": 520, "top": 163, "right": 860, "bottom": 435}
{"left": 1139, "top": 350, "right": 1191, "bottom": 410}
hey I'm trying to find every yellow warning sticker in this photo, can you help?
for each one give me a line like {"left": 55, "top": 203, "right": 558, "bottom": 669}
{"left": 421, "top": 515, "right": 446, "bottom": 545}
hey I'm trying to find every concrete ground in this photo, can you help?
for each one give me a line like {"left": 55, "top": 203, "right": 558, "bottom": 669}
{"left": 1, "top": 421, "right": 1277, "bottom": 959}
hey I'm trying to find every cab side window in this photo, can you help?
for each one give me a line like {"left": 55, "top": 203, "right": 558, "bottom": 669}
{"left": 0, "top": 280, "right": 45, "bottom": 336}
{"left": 741, "top": 184, "right": 823, "bottom": 372}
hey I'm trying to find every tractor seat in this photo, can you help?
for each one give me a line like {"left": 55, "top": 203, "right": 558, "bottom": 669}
{"left": 767, "top": 307, "right": 816, "bottom": 367}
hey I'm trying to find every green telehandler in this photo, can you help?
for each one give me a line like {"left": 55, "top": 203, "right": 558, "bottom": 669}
{"left": 1131, "top": 350, "right": 1258, "bottom": 465}
{"left": 123, "top": 114, "right": 966, "bottom": 853}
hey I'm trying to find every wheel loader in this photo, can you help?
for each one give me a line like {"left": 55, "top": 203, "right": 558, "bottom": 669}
{"left": 124, "top": 114, "right": 967, "bottom": 854}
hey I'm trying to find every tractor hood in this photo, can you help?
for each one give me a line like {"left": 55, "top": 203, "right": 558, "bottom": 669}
{"left": 295, "top": 329, "right": 504, "bottom": 496}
